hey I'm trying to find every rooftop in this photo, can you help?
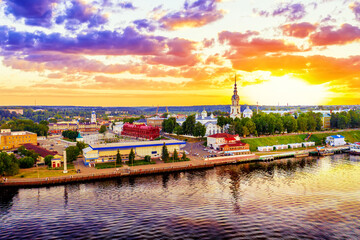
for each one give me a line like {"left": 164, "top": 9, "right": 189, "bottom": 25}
{"left": 208, "top": 133, "right": 239, "bottom": 139}
{"left": 23, "top": 143, "right": 57, "bottom": 158}
{"left": 90, "top": 139, "right": 186, "bottom": 150}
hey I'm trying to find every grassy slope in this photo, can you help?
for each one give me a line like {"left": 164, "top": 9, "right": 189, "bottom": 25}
{"left": 242, "top": 130, "right": 360, "bottom": 152}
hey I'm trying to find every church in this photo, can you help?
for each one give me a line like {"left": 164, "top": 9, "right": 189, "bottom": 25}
{"left": 230, "top": 76, "right": 253, "bottom": 119}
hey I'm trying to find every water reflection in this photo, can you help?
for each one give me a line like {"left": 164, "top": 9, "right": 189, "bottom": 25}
{"left": 0, "top": 188, "right": 18, "bottom": 214}
{"left": 1, "top": 155, "right": 360, "bottom": 240}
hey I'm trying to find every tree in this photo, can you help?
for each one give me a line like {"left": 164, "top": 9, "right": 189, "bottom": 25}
{"left": 128, "top": 148, "right": 135, "bottom": 165}
{"left": 174, "top": 125, "right": 182, "bottom": 136}
{"left": 49, "top": 118, "right": 57, "bottom": 123}
{"left": 0, "top": 152, "right": 19, "bottom": 176}
{"left": 283, "top": 115, "right": 297, "bottom": 133}
{"left": 99, "top": 125, "right": 107, "bottom": 133}
{"left": 274, "top": 117, "right": 284, "bottom": 133}
{"left": 18, "top": 157, "right": 35, "bottom": 168}
{"left": 182, "top": 115, "right": 196, "bottom": 135}
{"left": 173, "top": 149, "right": 179, "bottom": 161}
{"left": 194, "top": 122, "right": 206, "bottom": 137}
{"left": 161, "top": 143, "right": 170, "bottom": 162}
{"left": 44, "top": 155, "right": 54, "bottom": 167}
{"left": 144, "top": 155, "right": 151, "bottom": 162}
{"left": 181, "top": 151, "right": 187, "bottom": 161}
{"left": 162, "top": 117, "right": 178, "bottom": 133}
{"left": 66, "top": 146, "right": 80, "bottom": 162}
{"left": 297, "top": 115, "right": 308, "bottom": 132}
{"left": 62, "top": 130, "right": 78, "bottom": 140}
{"left": 76, "top": 141, "right": 86, "bottom": 154}
{"left": 116, "top": 150, "right": 122, "bottom": 165}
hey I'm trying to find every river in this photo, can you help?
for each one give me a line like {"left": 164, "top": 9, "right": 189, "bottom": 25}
{"left": 1, "top": 154, "right": 360, "bottom": 239}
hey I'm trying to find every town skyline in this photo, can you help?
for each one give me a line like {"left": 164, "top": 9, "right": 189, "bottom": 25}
{"left": 0, "top": 0, "right": 360, "bottom": 106}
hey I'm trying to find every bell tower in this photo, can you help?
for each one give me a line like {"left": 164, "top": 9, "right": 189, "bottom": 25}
{"left": 230, "top": 75, "right": 241, "bottom": 119}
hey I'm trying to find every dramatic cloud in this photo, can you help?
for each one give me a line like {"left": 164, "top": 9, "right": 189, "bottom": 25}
{"left": 159, "top": 0, "right": 224, "bottom": 30}
{"left": 310, "top": 24, "right": 360, "bottom": 46}
{"left": 0, "top": 26, "right": 168, "bottom": 56}
{"left": 55, "top": 0, "right": 108, "bottom": 29}
{"left": 219, "top": 30, "right": 302, "bottom": 57}
{"left": 281, "top": 22, "right": 317, "bottom": 38}
{"left": 257, "top": 3, "right": 306, "bottom": 21}
{"left": 4, "top": 0, "right": 58, "bottom": 27}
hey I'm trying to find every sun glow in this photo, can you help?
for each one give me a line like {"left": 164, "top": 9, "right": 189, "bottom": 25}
{"left": 241, "top": 74, "right": 329, "bottom": 105}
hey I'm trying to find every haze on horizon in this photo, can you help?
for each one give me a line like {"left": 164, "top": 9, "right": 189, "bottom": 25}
{"left": 0, "top": 0, "right": 360, "bottom": 107}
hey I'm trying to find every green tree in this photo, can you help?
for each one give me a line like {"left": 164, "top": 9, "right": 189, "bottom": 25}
{"left": 76, "top": 141, "right": 86, "bottom": 154}
{"left": 174, "top": 125, "right": 183, "bottom": 135}
{"left": 162, "top": 117, "right": 178, "bottom": 133}
{"left": 144, "top": 155, "right": 151, "bottom": 162}
{"left": 173, "top": 149, "right": 179, "bottom": 161}
{"left": 44, "top": 155, "right": 54, "bottom": 167}
{"left": 116, "top": 150, "right": 122, "bottom": 165}
{"left": 181, "top": 151, "right": 187, "bottom": 161}
{"left": 297, "top": 115, "right": 308, "bottom": 132}
{"left": 18, "top": 157, "right": 35, "bottom": 168}
{"left": 128, "top": 148, "right": 135, "bottom": 165}
{"left": 283, "top": 115, "right": 297, "bottom": 133}
{"left": 66, "top": 146, "right": 80, "bottom": 162}
{"left": 62, "top": 130, "right": 78, "bottom": 140}
{"left": 0, "top": 152, "right": 19, "bottom": 176}
{"left": 194, "top": 122, "right": 206, "bottom": 137}
{"left": 161, "top": 143, "right": 170, "bottom": 162}
{"left": 182, "top": 115, "right": 196, "bottom": 135}
{"left": 99, "top": 125, "right": 107, "bottom": 133}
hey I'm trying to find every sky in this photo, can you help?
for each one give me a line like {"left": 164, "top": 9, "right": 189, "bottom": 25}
{"left": 0, "top": 0, "right": 359, "bottom": 107}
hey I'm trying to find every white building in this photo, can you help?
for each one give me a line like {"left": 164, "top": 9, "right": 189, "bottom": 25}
{"left": 289, "top": 143, "right": 302, "bottom": 149}
{"left": 91, "top": 111, "right": 96, "bottom": 123}
{"left": 326, "top": 135, "right": 346, "bottom": 147}
{"left": 207, "top": 133, "right": 241, "bottom": 150}
{"left": 257, "top": 146, "right": 273, "bottom": 152}
{"left": 274, "top": 144, "right": 288, "bottom": 150}
{"left": 243, "top": 106, "right": 253, "bottom": 118}
{"left": 176, "top": 109, "right": 224, "bottom": 136}
{"left": 230, "top": 76, "right": 242, "bottom": 119}
{"left": 112, "top": 122, "right": 124, "bottom": 134}
{"left": 302, "top": 142, "right": 316, "bottom": 147}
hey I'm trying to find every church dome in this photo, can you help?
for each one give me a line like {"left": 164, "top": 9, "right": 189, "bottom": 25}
{"left": 244, "top": 106, "right": 252, "bottom": 113}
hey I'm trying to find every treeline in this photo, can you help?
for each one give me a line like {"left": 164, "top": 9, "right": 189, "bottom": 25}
{"left": 0, "top": 118, "right": 49, "bottom": 136}
{"left": 162, "top": 116, "right": 206, "bottom": 137}
{"left": 0, "top": 110, "right": 21, "bottom": 121}
{"left": 218, "top": 112, "right": 324, "bottom": 136}
{"left": 330, "top": 111, "right": 360, "bottom": 129}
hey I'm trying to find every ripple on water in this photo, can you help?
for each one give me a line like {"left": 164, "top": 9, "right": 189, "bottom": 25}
{"left": 0, "top": 155, "right": 360, "bottom": 239}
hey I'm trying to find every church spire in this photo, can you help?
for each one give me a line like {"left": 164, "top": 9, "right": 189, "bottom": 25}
{"left": 233, "top": 74, "right": 238, "bottom": 95}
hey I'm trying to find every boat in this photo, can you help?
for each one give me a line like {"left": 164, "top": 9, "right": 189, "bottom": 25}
{"left": 316, "top": 146, "right": 334, "bottom": 156}
{"left": 350, "top": 142, "right": 360, "bottom": 155}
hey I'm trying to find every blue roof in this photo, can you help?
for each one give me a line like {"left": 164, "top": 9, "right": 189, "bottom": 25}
{"left": 330, "top": 135, "right": 344, "bottom": 139}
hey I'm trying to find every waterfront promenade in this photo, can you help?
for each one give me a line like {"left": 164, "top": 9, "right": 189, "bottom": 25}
{"left": 0, "top": 145, "right": 350, "bottom": 188}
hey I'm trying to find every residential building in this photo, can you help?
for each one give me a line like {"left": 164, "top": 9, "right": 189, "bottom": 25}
{"left": 147, "top": 117, "right": 165, "bottom": 129}
{"left": 0, "top": 129, "right": 37, "bottom": 150}
{"left": 326, "top": 135, "right": 346, "bottom": 146}
{"left": 121, "top": 123, "right": 160, "bottom": 140}
{"left": 207, "top": 133, "right": 241, "bottom": 149}
{"left": 322, "top": 113, "right": 331, "bottom": 129}
{"left": 48, "top": 121, "right": 99, "bottom": 134}
{"left": 83, "top": 140, "right": 186, "bottom": 165}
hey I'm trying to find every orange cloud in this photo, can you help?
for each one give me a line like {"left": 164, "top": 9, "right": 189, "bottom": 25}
{"left": 309, "top": 24, "right": 360, "bottom": 46}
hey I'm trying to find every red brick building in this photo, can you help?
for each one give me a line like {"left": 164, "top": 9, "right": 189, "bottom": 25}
{"left": 121, "top": 123, "right": 160, "bottom": 140}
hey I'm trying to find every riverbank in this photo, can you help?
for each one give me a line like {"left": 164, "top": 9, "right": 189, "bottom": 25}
{"left": 242, "top": 130, "right": 360, "bottom": 151}
{"left": 0, "top": 145, "right": 351, "bottom": 188}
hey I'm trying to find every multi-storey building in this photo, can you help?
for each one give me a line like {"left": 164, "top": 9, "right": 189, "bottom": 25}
{"left": 48, "top": 121, "right": 99, "bottom": 134}
{"left": 121, "top": 123, "right": 160, "bottom": 140}
{"left": 0, "top": 129, "right": 37, "bottom": 150}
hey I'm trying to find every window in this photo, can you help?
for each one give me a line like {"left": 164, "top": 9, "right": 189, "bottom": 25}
{"left": 151, "top": 151, "right": 157, "bottom": 154}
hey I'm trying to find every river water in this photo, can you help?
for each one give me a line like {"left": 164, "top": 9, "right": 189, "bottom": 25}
{"left": 1, "top": 154, "right": 360, "bottom": 239}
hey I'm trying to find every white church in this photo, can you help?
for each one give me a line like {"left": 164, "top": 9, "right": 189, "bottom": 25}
{"left": 176, "top": 76, "right": 253, "bottom": 136}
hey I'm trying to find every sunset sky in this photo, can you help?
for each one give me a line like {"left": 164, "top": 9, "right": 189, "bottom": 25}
{"left": 0, "top": 0, "right": 359, "bottom": 106}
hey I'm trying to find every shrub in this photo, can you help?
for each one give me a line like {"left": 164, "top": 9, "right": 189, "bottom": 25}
{"left": 18, "top": 157, "right": 35, "bottom": 168}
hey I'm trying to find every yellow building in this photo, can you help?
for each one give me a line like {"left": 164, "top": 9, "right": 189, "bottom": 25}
{"left": 147, "top": 117, "right": 165, "bottom": 129}
{"left": 83, "top": 140, "right": 186, "bottom": 165}
{"left": 322, "top": 113, "right": 331, "bottom": 129}
{"left": 0, "top": 129, "right": 37, "bottom": 150}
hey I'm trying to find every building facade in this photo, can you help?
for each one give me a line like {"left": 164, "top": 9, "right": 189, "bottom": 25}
{"left": 147, "top": 117, "right": 165, "bottom": 129}
{"left": 322, "top": 113, "right": 331, "bottom": 129}
{"left": 48, "top": 121, "right": 99, "bottom": 134}
{"left": 121, "top": 123, "right": 160, "bottom": 140}
{"left": 326, "top": 135, "right": 346, "bottom": 146}
{"left": 207, "top": 133, "right": 250, "bottom": 154}
{"left": 0, "top": 129, "right": 37, "bottom": 150}
{"left": 83, "top": 140, "right": 186, "bottom": 165}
